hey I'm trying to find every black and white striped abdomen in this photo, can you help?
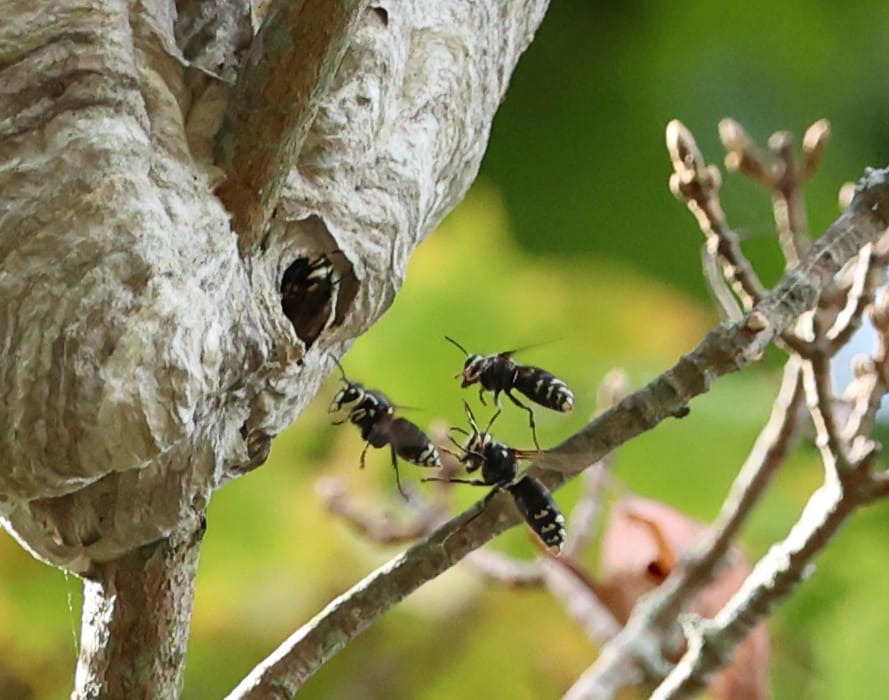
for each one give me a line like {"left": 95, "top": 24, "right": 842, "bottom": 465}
{"left": 514, "top": 366, "right": 575, "bottom": 413}
{"left": 412, "top": 441, "right": 441, "bottom": 467}
{"left": 506, "top": 475, "right": 566, "bottom": 554}
{"left": 389, "top": 417, "right": 441, "bottom": 468}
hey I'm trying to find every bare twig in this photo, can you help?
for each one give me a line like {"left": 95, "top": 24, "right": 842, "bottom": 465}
{"left": 316, "top": 477, "right": 451, "bottom": 544}
{"left": 541, "top": 557, "right": 623, "bottom": 644}
{"left": 720, "top": 118, "right": 778, "bottom": 189}
{"left": 669, "top": 120, "right": 812, "bottom": 355}
{"left": 562, "top": 462, "right": 611, "bottom": 558}
{"left": 562, "top": 357, "right": 804, "bottom": 699}
{"left": 214, "top": 0, "right": 371, "bottom": 251}
{"left": 768, "top": 129, "right": 812, "bottom": 265}
{"left": 651, "top": 444, "right": 886, "bottom": 699}
{"left": 668, "top": 120, "right": 764, "bottom": 310}
{"left": 644, "top": 126, "right": 889, "bottom": 697}
{"left": 799, "top": 120, "right": 832, "bottom": 186}
{"left": 562, "top": 370, "right": 628, "bottom": 557}
{"left": 466, "top": 549, "right": 544, "bottom": 586}
{"left": 226, "top": 167, "right": 889, "bottom": 699}
{"left": 567, "top": 124, "right": 887, "bottom": 700}
{"left": 826, "top": 244, "right": 878, "bottom": 350}
{"left": 642, "top": 335, "right": 866, "bottom": 698}
{"left": 841, "top": 288, "right": 889, "bottom": 440}
{"left": 701, "top": 245, "right": 744, "bottom": 320}
{"left": 703, "top": 360, "right": 804, "bottom": 550}
{"left": 803, "top": 353, "right": 847, "bottom": 468}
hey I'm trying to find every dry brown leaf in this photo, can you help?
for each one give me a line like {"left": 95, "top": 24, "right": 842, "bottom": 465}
{"left": 598, "top": 496, "right": 771, "bottom": 700}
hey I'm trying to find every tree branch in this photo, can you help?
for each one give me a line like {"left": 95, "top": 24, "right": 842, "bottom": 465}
{"left": 561, "top": 358, "right": 803, "bottom": 699}
{"left": 226, "top": 167, "right": 889, "bottom": 699}
{"left": 543, "top": 166, "right": 889, "bottom": 474}
{"left": 215, "top": 0, "right": 371, "bottom": 251}
{"left": 559, "top": 124, "right": 889, "bottom": 700}
{"left": 651, "top": 446, "right": 883, "bottom": 699}
{"left": 668, "top": 119, "right": 765, "bottom": 311}
{"left": 648, "top": 238, "right": 889, "bottom": 697}
{"left": 73, "top": 521, "right": 205, "bottom": 699}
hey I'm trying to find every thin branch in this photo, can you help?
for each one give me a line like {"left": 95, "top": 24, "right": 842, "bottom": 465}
{"left": 651, "top": 444, "right": 885, "bottom": 699}
{"left": 769, "top": 129, "right": 812, "bottom": 265}
{"left": 563, "top": 369, "right": 627, "bottom": 557}
{"left": 841, "top": 288, "right": 889, "bottom": 440}
{"left": 802, "top": 353, "right": 847, "bottom": 472}
{"left": 652, "top": 200, "right": 889, "bottom": 698}
{"left": 564, "top": 132, "right": 887, "bottom": 700}
{"left": 720, "top": 118, "right": 778, "bottom": 190}
{"left": 701, "top": 245, "right": 744, "bottom": 320}
{"left": 562, "top": 462, "right": 611, "bottom": 558}
{"left": 826, "top": 244, "right": 876, "bottom": 350}
{"left": 214, "top": 0, "right": 371, "bottom": 251}
{"left": 798, "top": 120, "right": 832, "bottom": 187}
{"left": 562, "top": 357, "right": 804, "bottom": 699}
{"left": 541, "top": 557, "right": 623, "bottom": 644}
{"left": 668, "top": 119, "right": 810, "bottom": 355}
{"left": 467, "top": 549, "right": 544, "bottom": 586}
{"left": 224, "top": 503, "right": 504, "bottom": 700}
{"left": 226, "top": 168, "right": 889, "bottom": 699}
{"left": 667, "top": 120, "right": 765, "bottom": 310}
{"left": 703, "top": 360, "right": 804, "bottom": 546}
{"left": 316, "top": 477, "right": 451, "bottom": 544}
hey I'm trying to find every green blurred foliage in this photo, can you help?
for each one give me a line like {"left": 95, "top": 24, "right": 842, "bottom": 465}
{"left": 484, "top": 1, "right": 889, "bottom": 297}
{"left": 4, "top": 2, "right": 889, "bottom": 698}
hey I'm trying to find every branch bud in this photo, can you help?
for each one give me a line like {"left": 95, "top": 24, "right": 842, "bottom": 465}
{"left": 718, "top": 118, "right": 751, "bottom": 152}
{"left": 838, "top": 182, "right": 856, "bottom": 211}
{"left": 666, "top": 119, "right": 705, "bottom": 174}
{"left": 798, "top": 119, "right": 831, "bottom": 183}
{"left": 767, "top": 130, "right": 793, "bottom": 155}
{"left": 719, "top": 118, "right": 774, "bottom": 185}
{"left": 803, "top": 119, "right": 831, "bottom": 156}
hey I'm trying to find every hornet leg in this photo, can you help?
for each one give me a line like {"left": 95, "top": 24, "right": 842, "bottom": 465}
{"left": 390, "top": 445, "right": 409, "bottom": 500}
{"left": 505, "top": 390, "right": 540, "bottom": 450}
{"left": 359, "top": 441, "right": 371, "bottom": 469}
{"left": 422, "top": 476, "right": 491, "bottom": 487}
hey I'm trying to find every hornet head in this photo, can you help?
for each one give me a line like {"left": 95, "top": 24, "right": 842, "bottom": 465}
{"left": 328, "top": 357, "right": 366, "bottom": 413}
{"left": 458, "top": 354, "right": 487, "bottom": 388}
{"left": 445, "top": 335, "right": 487, "bottom": 388}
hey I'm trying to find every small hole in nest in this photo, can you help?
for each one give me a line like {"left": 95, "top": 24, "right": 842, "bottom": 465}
{"left": 280, "top": 256, "right": 335, "bottom": 349}
{"left": 371, "top": 6, "right": 388, "bottom": 26}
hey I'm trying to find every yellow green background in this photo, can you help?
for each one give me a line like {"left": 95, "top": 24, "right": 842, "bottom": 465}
{"left": 4, "top": 2, "right": 889, "bottom": 698}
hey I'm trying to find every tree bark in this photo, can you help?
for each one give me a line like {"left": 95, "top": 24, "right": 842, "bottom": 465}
{"left": 0, "top": 0, "right": 550, "bottom": 695}
{"left": 73, "top": 520, "right": 205, "bottom": 700}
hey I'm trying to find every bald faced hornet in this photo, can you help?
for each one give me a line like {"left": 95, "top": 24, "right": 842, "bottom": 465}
{"left": 329, "top": 359, "right": 440, "bottom": 498}
{"left": 444, "top": 336, "right": 575, "bottom": 449}
{"left": 425, "top": 401, "right": 566, "bottom": 554}
{"left": 281, "top": 255, "right": 336, "bottom": 349}
{"left": 507, "top": 475, "right": 567, "bottom": 555}
{"left": 281, "top": 250, "right": 356, "bottom": 349}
